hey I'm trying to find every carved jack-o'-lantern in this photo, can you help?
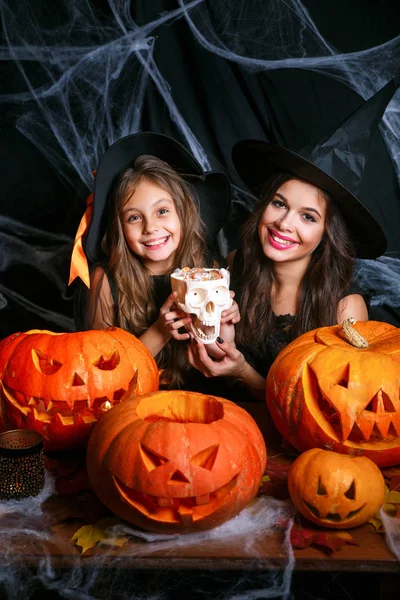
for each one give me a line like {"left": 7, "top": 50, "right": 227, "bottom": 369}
{"left": 0, "top": 328, "right": 159, "bottom": 451}
{"left": 267, "top": 320, "right": 400, "bottom": 467}
{"left": 288, "top": 448, "right": 385, "bottom": 528}
{"left": 87, "top": 390, "right": 267, "bottom": 533}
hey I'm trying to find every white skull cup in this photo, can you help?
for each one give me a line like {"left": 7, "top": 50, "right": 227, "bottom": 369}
{"left": 170, "top": 267, "right": 233, "bottom": 344}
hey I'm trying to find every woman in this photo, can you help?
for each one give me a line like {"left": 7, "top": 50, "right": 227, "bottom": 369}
{"left": 186, "top": 78, "right": 394, "bottom": 401}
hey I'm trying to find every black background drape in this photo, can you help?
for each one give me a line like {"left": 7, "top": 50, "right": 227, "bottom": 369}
{"left": 1, "top": 0, "right": 399, "bottom": 339}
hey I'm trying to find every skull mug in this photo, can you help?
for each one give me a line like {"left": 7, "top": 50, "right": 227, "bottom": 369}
{"left": 170, "top": 268, "right": 232, "bottom": 344}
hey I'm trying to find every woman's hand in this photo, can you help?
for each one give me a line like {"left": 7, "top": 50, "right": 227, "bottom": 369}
{"left": 156, "top": 291, "right": 192, "bottom": 342}
{"left": 221, "top": 292, "right": 240, "bottom": 325}
{"left": 186, "top": 337, "right": 247, "bottom": 379}
{"left": 219, "top": 293, "right": 240, "bottom": 345}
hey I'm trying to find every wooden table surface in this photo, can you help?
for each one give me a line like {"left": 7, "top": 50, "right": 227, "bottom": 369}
{"left": 0, "top": 402, "right": 399, "bottom": 575}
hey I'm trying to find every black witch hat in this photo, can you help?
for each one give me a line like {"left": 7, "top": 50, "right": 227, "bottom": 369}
{"left": 85, "top": 131, "right": 231, "bottom": 264}
{"left": 232, "top": 77, "right": 400, "bottom": 259}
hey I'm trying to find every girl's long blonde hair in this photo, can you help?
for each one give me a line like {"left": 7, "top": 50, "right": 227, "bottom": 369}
{"left": 103, "top": 155, "right": 207, "bottom": 388}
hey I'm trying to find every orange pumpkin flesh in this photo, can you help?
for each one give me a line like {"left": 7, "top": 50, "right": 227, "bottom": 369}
{"left": 288, "top": 449, "right": 385, "bottom": 528}
{"left": 87, "top": 390, "right": 267, "bottom": 533}
{"left": 266, "top": 321, "right": 400, "bottom": 467}
{"left": 0, "top": 327, "right": 159, "bottom": 451}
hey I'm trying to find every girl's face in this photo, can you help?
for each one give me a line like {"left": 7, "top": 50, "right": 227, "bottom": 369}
{"left": 121, "top": 178, "right": 181, "bottom": 275}
{"left": 257, "top": 178, "right": 326, "bottom": 268}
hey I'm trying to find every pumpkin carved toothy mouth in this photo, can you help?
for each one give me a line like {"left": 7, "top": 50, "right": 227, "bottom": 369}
{"left": 87, "top": 390, "right": 267, "bottom": 533}
{"left": 0, "top": 328, "right": 159, "bottom": 451}
{"left": 303, "top": 500, "right": 366, "bottom": 523}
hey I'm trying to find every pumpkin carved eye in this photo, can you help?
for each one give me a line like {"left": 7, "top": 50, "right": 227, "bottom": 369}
{"left": 190, "top": 444, "right": 219, "bottom": 470}
{"left": 93, "top": 351, "right": 120, "bottom": 371}
{"left": 316, "top": 477, "right": 327, "bottom": 495}
{"left": 32, "top": 349, "right": 63, "bottom": 375}
{"left": 344, "top": 480, "right": 356, "bottom": 500}
{"left": 140, "top": 444, "right": 169, "bottom": 472}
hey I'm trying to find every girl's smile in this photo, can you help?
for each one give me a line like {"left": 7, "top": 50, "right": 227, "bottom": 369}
{"left": 121, "top": 178, "right": 181, "bottom": 274}
{"left": 258, "top": 178, "right": 326, "bottom": 266}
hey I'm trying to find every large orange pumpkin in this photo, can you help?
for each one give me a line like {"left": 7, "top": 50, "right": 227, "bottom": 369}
{"left": 266, "top": 320, "right": 400, "bottom": 467}
{"left": 288, "top": 449, "right": 385, "bottom": 529}
{"left": 87, "top": 390, "right": 267, "bottom": 533}
{"left": 0, "top": 328, "right": 159, "bottom": 451}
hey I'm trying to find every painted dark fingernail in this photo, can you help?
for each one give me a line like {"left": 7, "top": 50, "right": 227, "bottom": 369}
{"left": 193, "top": 337, "right": 198, "bottom": 344}
{"left": 217, "top": 337, "right": 224, "bottom": 343}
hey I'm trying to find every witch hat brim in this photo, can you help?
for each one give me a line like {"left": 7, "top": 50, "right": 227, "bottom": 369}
{"left": 85, "top": 132, "right": 231, "bottom": 263}
{"left": 232, "top": 139, "right": 386, "bottom": 259}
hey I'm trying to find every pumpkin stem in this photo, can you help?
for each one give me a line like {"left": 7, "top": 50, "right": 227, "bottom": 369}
{"left": 341, "top": 318, "right": 369, "bottom": 348}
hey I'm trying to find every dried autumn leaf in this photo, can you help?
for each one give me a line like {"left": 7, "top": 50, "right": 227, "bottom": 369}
{"left": 386, "top": 491, "right": 400, "bottom": 505}
{"left": 388, "top": 476, "right": 400, "bottom": 492}
{"left": 71, "top": 517, "right": 128, "bottom": 554}
{"left": 290, "top": 523, "right": 358, "bottom": 553}
{"left": 258, "top": 461, "right": 291, "bottom": 499}
{"left": 265, "top": 462, "right": 291, "bottom": 481}
{"left": 71, "top": 524, "right": 107, "bottom": 554}
{"left": 368, "top": 485, "right": 400, "bottom": 532}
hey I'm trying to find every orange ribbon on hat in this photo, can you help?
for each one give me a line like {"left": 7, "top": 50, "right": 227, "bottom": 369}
{"left": 68, "top": 192, "right": 94, "bottom": 288}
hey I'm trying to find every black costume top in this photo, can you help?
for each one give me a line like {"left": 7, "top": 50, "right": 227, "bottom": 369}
{"left": 73, "top": 260, "right": 234, "bottom": 398}
{"left": 229, "top": 248, "right": 370, "bottom": 381}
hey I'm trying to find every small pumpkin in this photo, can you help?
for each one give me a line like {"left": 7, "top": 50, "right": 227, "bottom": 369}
{"left": 266, "top": 320, "right": 400, "bottom": 467}
{"left": 0, "top": 327, "right": 159, "bottom": 451}
{"left": 288, "top": 448, "right": 385, "bottom": 528}
{"left": 87, "top": 390, "right": 267, "bottom": 534}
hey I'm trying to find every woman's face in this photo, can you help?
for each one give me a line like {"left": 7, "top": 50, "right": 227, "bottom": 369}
{"left": 257, "top": 178, "right": 327, "bottom": 267}
{"left": 121, "top": 178, "right": 181, "bottom": 275}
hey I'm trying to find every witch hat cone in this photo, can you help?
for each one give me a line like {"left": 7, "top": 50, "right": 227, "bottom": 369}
{"left": 233, "top": 77, "right": 400, "bottom": 259}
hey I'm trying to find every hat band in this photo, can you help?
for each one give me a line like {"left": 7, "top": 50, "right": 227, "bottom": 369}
{"left": 68, "top": 192, "right": 94, "bottom": 289}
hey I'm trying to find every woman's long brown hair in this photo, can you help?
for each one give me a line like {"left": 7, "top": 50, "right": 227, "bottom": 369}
{"left": 236, "top": 172, "right": 355, "bottom": 347}
{"left": 103, "top": 155, "right": 207, "bottom": 388}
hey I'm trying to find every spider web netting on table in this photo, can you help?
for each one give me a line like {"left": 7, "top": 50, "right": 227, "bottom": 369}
{"left": 0, "top": 0, "right": 399, "bottom": 336}
{"left": 0, "top": 475, "right": 296, "bottom": 600}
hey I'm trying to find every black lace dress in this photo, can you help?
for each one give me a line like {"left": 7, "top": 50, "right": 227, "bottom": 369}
{"left": 230, "top": 248, "right": 370, "bottom": 382}
{"left": 73, "top": 261, "right": 236, "bottom": 398}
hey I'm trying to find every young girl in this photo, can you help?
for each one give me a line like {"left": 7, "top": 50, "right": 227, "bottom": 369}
{"left": 70, "top": 131, "right": 238, "bottom": 389}
{"left": 186, "top": 79, "right": 393, "bottom": 401}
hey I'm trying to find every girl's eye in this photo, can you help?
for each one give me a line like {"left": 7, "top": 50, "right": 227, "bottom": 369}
{"left": 158, "top": 208, "right": 168, "bottom": 215}
{"left": 303, "top": 213, "right": 316, "bottom": 223}
{"left": 128, "top": 214, "right": 141, "bottom": 222}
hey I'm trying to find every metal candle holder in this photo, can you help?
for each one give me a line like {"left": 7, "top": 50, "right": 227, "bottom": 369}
{"left": 0, "top": 429, "right": 45, "bottom": 500}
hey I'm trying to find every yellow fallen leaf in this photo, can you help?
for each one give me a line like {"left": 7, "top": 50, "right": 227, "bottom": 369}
{"left": 71, "top": 517, "right": 128, "bottom": 554}
{"left": 385, "top": 490, "right": 400, "bottom": 505}
{"left": 369, "top": 517, "right": 384, "bottom": 532}
{"left": 71, "top": 524, "right": 107, "bottom": 554}
{"left": 259, "top": 475, "right": 271, "bottom": 487}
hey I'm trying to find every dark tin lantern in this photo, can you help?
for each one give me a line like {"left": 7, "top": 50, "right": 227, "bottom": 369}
{"left": 0, "top": 429, "right": 45, "bottom": 500}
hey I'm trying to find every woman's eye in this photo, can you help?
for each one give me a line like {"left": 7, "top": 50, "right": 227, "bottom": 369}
{"left": 272, "top": 199, "right": 285, "bottom": 208}
{"left": 303, "top": 213, "right": 316, "bottom": 223}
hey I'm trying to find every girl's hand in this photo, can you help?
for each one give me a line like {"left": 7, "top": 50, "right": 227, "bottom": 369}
{"left": 186, "top": 337, "right": 246, "bottom": 379}
{"left": 157, "top": 291, "right": 192, "bottom": 342}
